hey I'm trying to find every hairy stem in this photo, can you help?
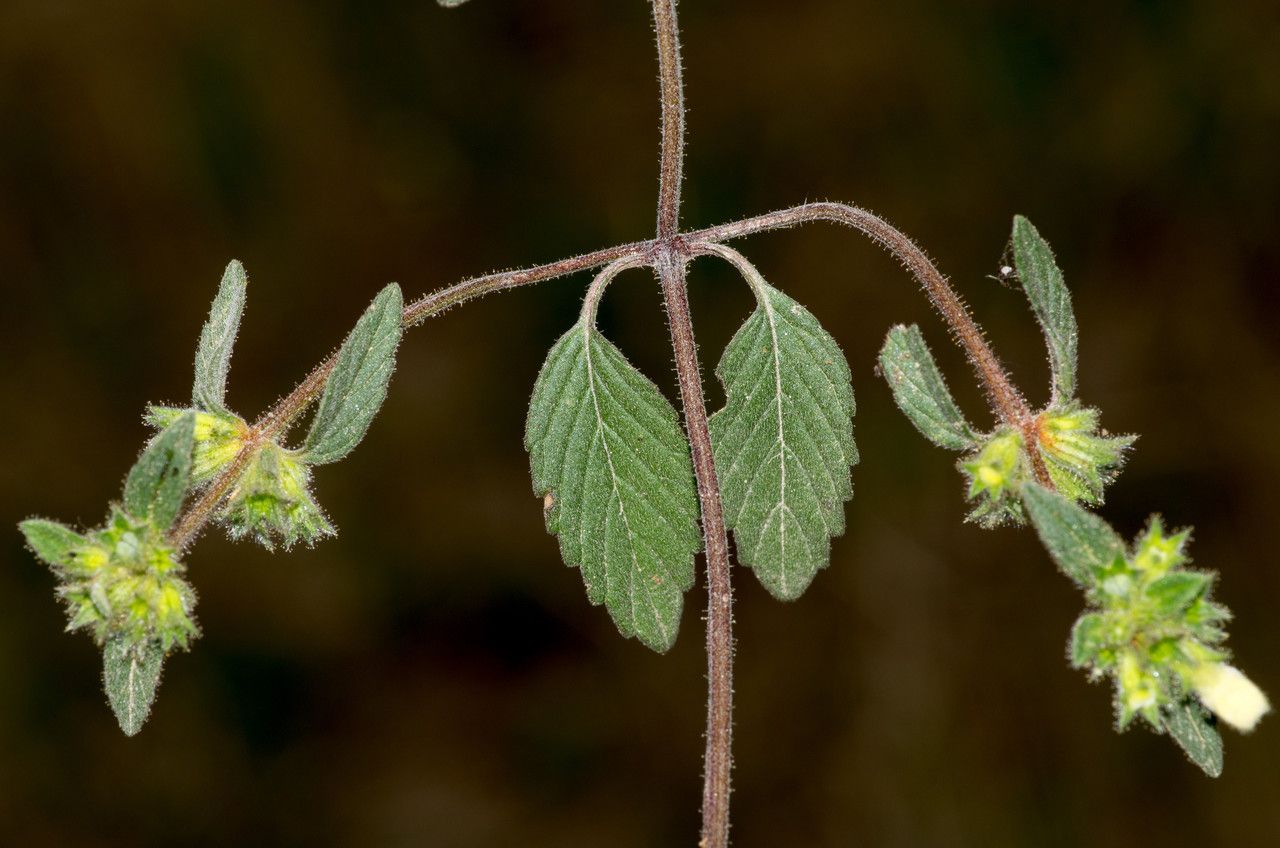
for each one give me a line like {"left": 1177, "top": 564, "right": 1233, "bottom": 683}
{"left": 656, "top": 251, "right": 734, "bottom": 848}
{"left": 167, "top": 241, "right": 647, "bottom": 549}
{"left": 653, "top": 0, "right": 685, "bottom": 239}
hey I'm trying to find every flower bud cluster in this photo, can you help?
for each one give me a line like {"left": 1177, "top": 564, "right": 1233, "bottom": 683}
{"left": 55, "top": 508, "right": 198, "bottom": 651}
{"left": 1070, "top": 519, "right": 1268, "bottom": 732}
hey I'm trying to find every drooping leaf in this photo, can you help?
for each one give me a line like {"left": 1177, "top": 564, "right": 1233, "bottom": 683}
{"left": 1163, "top": 698, "right": 1224, "bottom": 777}
{"left": 709, "top": 275, "right": 856, "bottom": 600}
{"left": 19, "top": 519, "right": 86, "bottom": 568}
{"left": 303, "top": 284, "right": 403, "bottom": 465}
{"left": 525, "top": 320, "right": 701, "bottom": 652}
{"left": 193, "top": 260, "right": 248, "bottom": 414}
{"left": 1022, "top": 482, "right": 1125, "bottom": 587}
{"left": 123, "top": 412, "right": 196, "bottom": 530}
{"left": 1011, "top": 216, "right": 1078, "bottom": 401}
{"left": 879, "top": 324, "right": 978, "bottom": 451}
{"left": 103, "top": 637, "right": 165, "bottom": 737}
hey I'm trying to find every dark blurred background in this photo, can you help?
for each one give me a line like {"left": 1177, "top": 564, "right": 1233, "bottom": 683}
{"left": 2, "top": 0, "right": 1278, "bottom": 845}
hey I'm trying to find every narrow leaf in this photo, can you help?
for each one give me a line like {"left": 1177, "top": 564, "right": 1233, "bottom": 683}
{"left": 1012, "top": 216, "right": 1078, "bottom": 400}
{"left": 1022, "top": 482, "right": 1125, "bottom": 587}
{"left": 303, "top": 284, "right": 403, "bottom": 465}
{"left": 123, "top": 412, "right": 196, "bottom": 530}
{"left": 1163, "top": 698, "right": 1224, "bottom": 777}
{"left": 879, "top": 324, "right": 979, "bottom": 450}
{"left": 193, "top": 260, "right": 248, "bottom": 413}
{"left": 19, "top": 519, "right": 86, "bottom": 568}
{"left": 710, "top": 276, "right": 857, "bottom": 600}
{"left": 525, "top": 321, "right": 701, "bottom": 652}
{"left": 103, "top": 637, "right": 165, "bottom": 736}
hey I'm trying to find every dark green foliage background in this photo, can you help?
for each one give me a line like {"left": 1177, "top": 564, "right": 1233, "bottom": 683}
{"left": 2, "top": 0, "right": 1277, "bottom": 845}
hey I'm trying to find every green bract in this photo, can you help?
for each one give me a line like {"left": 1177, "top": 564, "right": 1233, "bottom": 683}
{"left": 147, "top": 406, "right": 248, "bottom": 484}
{"left": 221, "top": 442, "right": 334, "bottom": 550}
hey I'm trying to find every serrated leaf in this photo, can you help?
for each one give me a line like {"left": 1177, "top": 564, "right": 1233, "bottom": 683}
{"left": 1012, "top": 216, "right": 1078, "bottom": 401}
{"left": 193, "top": 260, "right": 248, "bottom": 413}
{"left": 1163, "top": 698, "right": 1224, "bottom": 777}
{"left": 525, "top": 320, "right": 701, "bottom": 652}
{"left": 103, "top": 637, "right": 165, "bottom": 736}
{"left": 303, "top": 284, "right": 403, "bottom": 465}
{"left": 123, "top": 412, "right": 196, "bottom": 530}
{"left": 709, "top": 275, "right": 856, "bottom": 600}
{"left": 879, "top": 324, "right": 978, "bottom": 451}
{"left": 19, "top": 519, "right": 86, "bottom": 568}
{"left": 1022, "top": 482, "right": 1125, "bottom": 587}
{"left": 1146, "top": 572, "right": 1211, "bottom": 614}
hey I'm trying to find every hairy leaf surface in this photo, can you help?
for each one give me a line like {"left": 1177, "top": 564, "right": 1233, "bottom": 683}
{"left": 1023, "top": 482, "right": 1124, "bottom": 587}
{"left": 103, "top": 637, "right": 164, "bottom": 736}
{"left": 1012, "top": 216, "right": 1078, "bottom": 401}
{"left": 710, "top": 277, "right": 856, "bottom": 600}
{"left": 879, "top": 324, "right": 978, "bottom": 451}
{"left": 304, "top": 283, "right": 403, "bottom": 465}
{"left": 193, "top": 260, "right": 248, "bottom": 413}
{"left": 20, "top": 519, "right": 86, "bottom": 568}
{"left": 1163, "top": 698, "right": 1224, "bottom": 778}
{"left": 525, "top": 321, "right": 701, "bottom": 652}
{"left": 124, "top": 412, "right": 196, "bottom": 531}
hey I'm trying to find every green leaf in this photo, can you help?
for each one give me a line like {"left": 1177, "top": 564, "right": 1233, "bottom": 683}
{"left": 1022, "top": 482, "right": 1125, "bottom": 587}
{"left": 19, "top": 519, "right": 86, "bottom": 568}
{"left": 303, "top": 284, "right": 403, "bottom": 465}
{"left": 1163, "top": 698, "right": 1224, "bottom": 777}
{"left": 525, "top": 320, "right": 701, "bottom": 652}
{"left": 1069, "top": 612, "right": 1106, "bottom": 669}
{"left": 193, "top": 260, "right": 248, "bottom": 413}
{"left": 123, "top": 412, "right": 196, "bottom": 530}
{"left": 879, "top": 324, "right": 978, "bottom": 451}
{"left": 1011, "top": 216, "right": 1078, "bottom": 400}
{"left": 1146, "top": 572, "right": 1212, "bottom": 614}
{"left": 709, "top": 275, "right": 856, "bottom": 600}
{"left": 103, "top": 637, "right": 165, "bottom": 736}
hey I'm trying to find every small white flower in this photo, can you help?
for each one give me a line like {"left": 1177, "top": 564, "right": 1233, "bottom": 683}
{"left": 1192, "top": 663, "right": 1271, "bottom": 733}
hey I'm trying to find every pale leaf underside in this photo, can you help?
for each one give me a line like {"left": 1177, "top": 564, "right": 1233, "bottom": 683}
{"left": 710, "top": 281, "right": 857, "bottom": 600}
{"left": 525, "top": 322, "right": 701, "bottom": 652}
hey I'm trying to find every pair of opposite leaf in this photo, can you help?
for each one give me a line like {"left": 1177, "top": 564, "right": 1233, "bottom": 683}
{"left": 524, "top": 248, "right": 856, "bottom": 653}
{"left": 20, "top": 261, "right": 404, "bottom": 733}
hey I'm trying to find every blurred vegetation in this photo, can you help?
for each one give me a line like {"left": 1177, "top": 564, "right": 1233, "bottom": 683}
{"left": 2, "top": 0, "right": 1277, "bottom": 845}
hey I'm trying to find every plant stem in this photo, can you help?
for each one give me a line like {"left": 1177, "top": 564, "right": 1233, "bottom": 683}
{"left": 653, "top": 0, "right": 685, "bottom": 240}
{"left": 649, "top": 1, "right": 735, "bottom": 845}
{"left": 656, "top": 251, "right": 734, "bottom": 848}
{"left": 167, "top": 241, "right": 647, "bottom": 550}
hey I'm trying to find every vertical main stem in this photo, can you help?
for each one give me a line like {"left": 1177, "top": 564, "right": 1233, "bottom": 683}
{"left": 653, "top": 0, "right": 685, "bottom": 239}
{"left": 657, "top": 255, "right": 734, "bottom": 848}
{"left": 651, "top": 1, "right": 733, "bottom": 844}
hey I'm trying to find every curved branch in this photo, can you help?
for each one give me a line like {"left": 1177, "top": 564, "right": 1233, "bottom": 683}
{"left": 687, "top": 202, "right": 1035, "bottom": 435}
{"left": 167, "top": 240, "right": 649, "bottom": 550}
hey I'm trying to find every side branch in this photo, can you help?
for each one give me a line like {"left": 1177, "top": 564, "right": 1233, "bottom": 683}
{"left": 687, "top": 202, "right": 1034, "bottom": 433}
{"left": 167, "top": 240, "right": 648, "bottom": 550}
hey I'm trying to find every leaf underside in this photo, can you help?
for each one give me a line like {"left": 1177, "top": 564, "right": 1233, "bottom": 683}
{"left": 879, "top": 324, "right": 978, "bottom": 451}
{"left": 103, "top": 637, "right": 165, "bottom": 737}
{"left": 525, "top": 321, "right": 701, "bottom": 652}
{"left": 304, "top": 283, "right": 403, "bottom": 465}
{"left": 710, "top": 281, "right": 857, "bottom": 600}
{"left": 1163, "top": 698, "right": 1224, "bottom": 778}
{"left": 193, "top": 260, "right": 248, "bottom": 414}
{"left": 1011, "top": 216, "right": 1078, "bottom": 401}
